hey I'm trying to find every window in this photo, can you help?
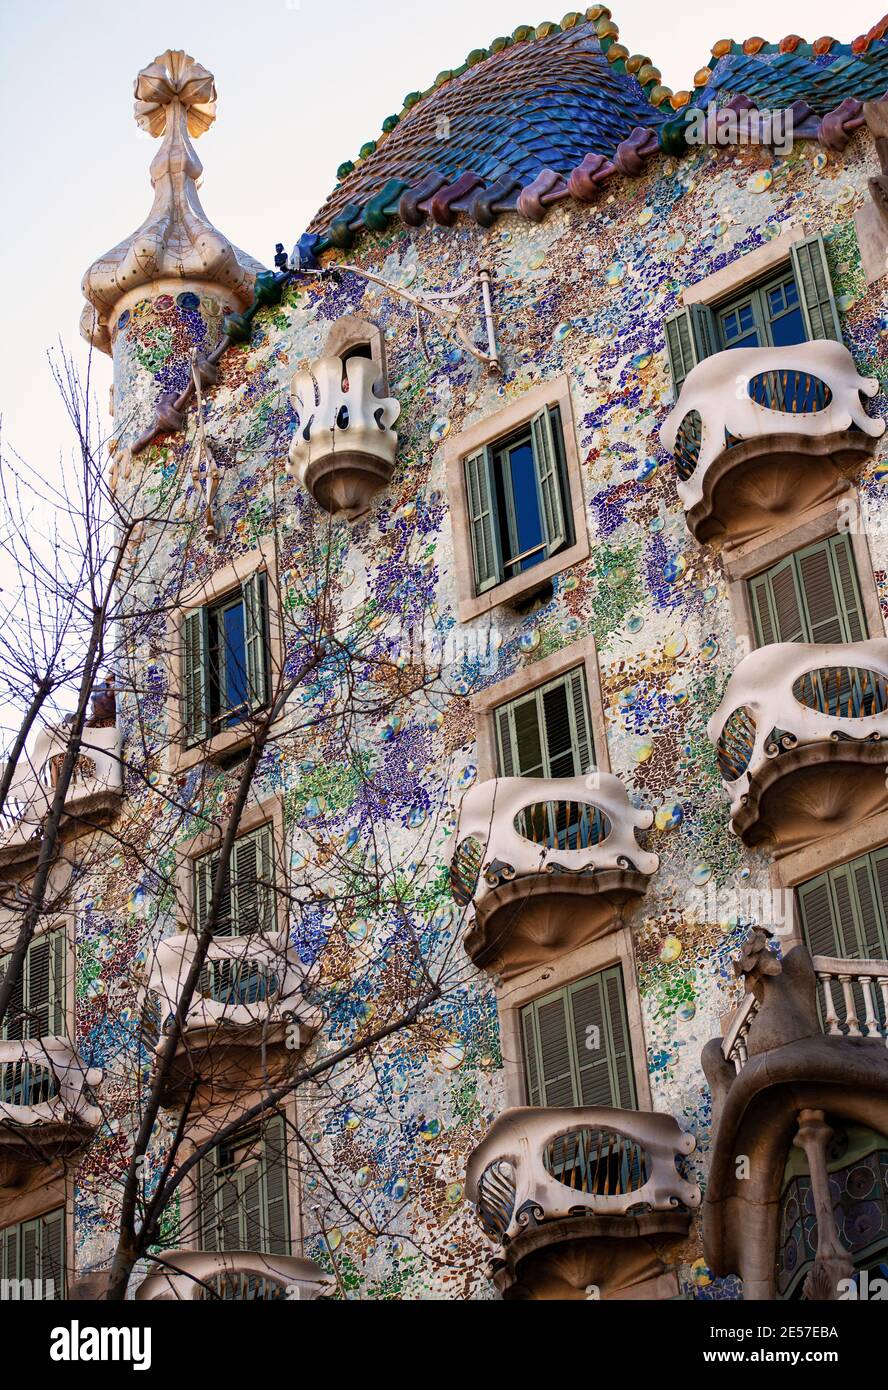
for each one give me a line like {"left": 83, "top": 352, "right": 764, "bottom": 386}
{"left": 797, "top": 848, "right": 888, "bottom": 962}
{"left": 521, "top": 966, "right": 635, "bottom": 1109}
{"left": 748, "top": 534, "right": 866, "bottom": 647}
{"left": 465, "top": 406, "right": 571, "bottom": 595}
{"left": 0, "top": 932, "right": 65, "bottom": 1041}
{"left": 664, "top": 232, "right": 841, "bottom": 395}
{"left": 495, "top": 666, "right": 593, "bottom": 778}
{"left": 0, "top": 1209, "right": 64, "bottom": 1299}
{"left": 183, "top": 572, "right": 269, "bottom": 745}
{"left": 193, "top": 824, "right": 275, "bottom": 938}
{"left": 198, "top": 1115, "right": 290, "bottom": 1255}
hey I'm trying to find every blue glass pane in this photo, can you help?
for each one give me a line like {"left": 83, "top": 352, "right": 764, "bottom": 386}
{"left": 223, "top": 601, "right": 249, "bottom": 715}
{"left": 722, "top": 302, "right": 760, "bottom": 348}
{"left": 508, "top": 441, "right": 544, "bottom": 570}
{"left": 769, "top": 305, "right": 806, "bottom": 346}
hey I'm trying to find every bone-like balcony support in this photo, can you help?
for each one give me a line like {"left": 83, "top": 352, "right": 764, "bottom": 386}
{"left": 0, "top": 724, "right": 123, "bottom": 864}
{"left": 709, "top": 638, "right": 888, "bottom": 846}
{"left": 135, "top": 1249, "right": 334, "bottom": 1301}
{"left": 660, "top": 341, "right": 884, "bottom": 543}
{"left": 0, "top": 1038, "right": 102, "bottom": 1131}
{"left": 465, "top": 1106, "right": 701, "bottom": 1246}
{"left": 287, "top": 355, "right": 401, "bottom": 518}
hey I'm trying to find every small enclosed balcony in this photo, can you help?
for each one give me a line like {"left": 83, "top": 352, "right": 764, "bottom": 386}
{"left": 287, "top": 354, "right": 401, "bottom": 519}
{"left": 146, "top": 932, "right": 314, "bottom": 1107}
{"left": 465, "top": 1107, "right": 700, "bottom": 1299}
{"left": 135, "top": 1249, "right": 334, "bottom": 1301}
{"left": 709, "top": 638, "right": 888, "bottom": 852}
{"left": 0, "top": 722, "right": 123, "bottom": 868}
{"left": 660, "top": 340, "right": 884, "bottom": 545}
{"left": 450, "top": 773, "right": 658, "bottom": 978}
{"left": 0, "top": 1039, "right": 102, "bottom": 1183}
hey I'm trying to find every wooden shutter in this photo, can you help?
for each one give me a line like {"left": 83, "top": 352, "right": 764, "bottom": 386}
{"left": 750, "top": 556, "right": 806, "bottom": 646}
{"left": 828, "top": 534, "right": 866, "bottom": 642}
{"left": 848, "top": 855, "right": 888, "bottom": 959}
{"left": 232, "top": 825, "right": 275, "bottom": 936}
{"left": 521, "top": 968, "right": 635, "bottom": 1111}
{"left": 796, "top": 540, "right": 848, "bottom": 645}
{"left": 496, "top": 669, "right": 594, "bottom": 780}
{"left": 183, "top": 607, "right": 209, "bottom": 745}
{"left": 494, "top": 705, "right": 516, "bottom": 777}
{"left": 262, "top": 1115, "right": 291, "bottom": 1255}
{"left": 464, "top": 447, "right": 501, "bottom": 594}
{"left": 790, "top": 233, "right": 841, "bottom": 342}
{"left": 198, "top": 1151, "right": 220, "bottom": 1252}
{"left": 41, "top": 1208, "right": 64, "bottom": 1298}
{"left": 530, "top": 408, "right": 566, "bottom": 556}
{"left": 566, "top": 667, "right": 594, "bottom": 775}
{"left": 868, "top": 848, "right": 888, "bottom": 960}
{"left": 241, "top": 571, "right": 269, "bottom": 710}
{"left": 49, "top": 931, "right": 65, "bottom": 1036}
{"left": 664, "top": 304, "right": 715, "bottom": 397}
{"left": 749, "top": 572, "right": 778, "bottom": 647}
{"left": 193, "top": 851, "right": 217, "bottom": 935}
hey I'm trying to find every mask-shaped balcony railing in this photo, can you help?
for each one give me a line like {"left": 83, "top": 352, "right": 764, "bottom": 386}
{"left": 660, "top": 341, "right": 884, "bottom": 545}
{"left": 0, "top": 1039, "right": 102, "bottom": 1178}
{"left": 709, "top": 638, "right": 888, "bottom": 850}
{"left": 287, "top": 355, "right": 401, "bottom": 519}
{"left": 135, "top": 1250, "right": 334, "bottom": 1301}
{"left": 451, "top": 774, "right": 658, "bottom": 978}
{"left": 145, "top": 933, "right": 314, "bottom": 1105}
{"left": 0, "top": 723, "right": 123, "bottom": 865}
{"left": 465, "top": 1107, "right": 700, "bottom": 1298}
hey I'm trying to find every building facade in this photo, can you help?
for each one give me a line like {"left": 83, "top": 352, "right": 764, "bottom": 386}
{"left": 3, "top": 7, "right": 888, "bottom": 1301}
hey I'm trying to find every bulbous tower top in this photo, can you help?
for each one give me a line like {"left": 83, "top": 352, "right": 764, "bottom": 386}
{"left": 80, "top": 49, "right": 264, "bottom": 355}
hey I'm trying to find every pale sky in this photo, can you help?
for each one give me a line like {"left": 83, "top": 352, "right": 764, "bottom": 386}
{"left": 0, "top": 0, "right": 881, "bottom": 475}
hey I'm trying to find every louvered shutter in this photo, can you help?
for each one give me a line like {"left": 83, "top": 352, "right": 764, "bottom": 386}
{"left": 603, "top": 967, "right": 636, "bottom": 1108}
{"left": 41, "top": 1208, "right": 63, "bottom": 1299}
{"left": 232, "top": 826, "right": 274, "bottom": 936}
{"left": 522, "top": 1009, "right": 543, "bottom": 1105}
{"left": 541, "top": 680, "right": 576, "bottom": 780}
{"left": 868, "top": 848, "right": 888, "bottom": 959}
{"left": 829, "top": 535, "right": 866, "bottom": 642}
{"left": 530, "top": 408, "right": 566, "bottom": 556}
{"left": 663, "top": 304, "right": 715, "bottom": 397}
{"left": 49, "top": 931, "right": 65, "bottom": 1036}
{"left": 790, "top": 233, "right": 841, "bottom": 342}
{"left": 796, "top": 542, "right": 846, "bottom": 645}
{"left": 20, "top": 1219, "right": 38, "bottom": 1285}
{"left": 768, "top": 557, "right": 807, "bottom": 643}
{"left": 27, "top": 936, "right": 51, "bottom": 1039}
{"left": 183, "top": 607, "right": 209, "bottom": 745}
{"left": 827, "top": 865, "right": 865, "bottom": 959}
{"left": 511, "top": 695, "right": 545, "bottom": 777}
{"left": 464, "top": 447, "right": 501, "bottom": 594}
{"left": 531, "top": 993, "right": 576, "bottom": 1107}
{"left": 797, "top": 873, "right": 842, "bottom": 957}
{"left": 193, "top": 851, "right": 217, "bottom": 935}
{"left": 494, "top": 705, "right": 516, "bottom": 777}
{"left": 569, "top": 974, "right": 614, "bottom": 1107}
{"left": 749, "top": 572, "right": 778, "bottom": 647}
{"left": 849, "top": 856, "right": 888, "bottom": 959}
{"left": 262, "top": 1116, "right": 290, "bottom": 1255}
{"left": 241, "top": 571, "right": 269, "bottom": 710}
{"left": 199, "top": 1152, "right": 219, "bottom": 1252}
{"left": 567, "top": 667, "right": 594, "bottom": 774}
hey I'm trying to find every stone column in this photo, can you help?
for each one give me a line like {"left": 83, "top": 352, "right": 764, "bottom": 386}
{"left": 793, "top": 1108, "right": 854, "bottom": 1300}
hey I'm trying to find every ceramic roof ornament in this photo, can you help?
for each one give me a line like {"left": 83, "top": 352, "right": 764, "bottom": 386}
{"left": 80, "top": 50, "right": 264, "bottom": 355}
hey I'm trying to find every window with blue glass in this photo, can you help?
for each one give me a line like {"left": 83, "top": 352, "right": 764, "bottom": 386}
{"left": 664, "top": 231, "right": 842, "bottom": 398}
{"left": 182, "top": 572, "right": 269, "bottom": 745}
{"left": 464, "top": 406, "right": 571, "bottom": 595}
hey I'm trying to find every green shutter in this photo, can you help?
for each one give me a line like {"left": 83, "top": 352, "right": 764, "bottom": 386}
{"left": 796, "top": 540, "right": 849, "bottom": 645}
{"left": 262, "top": 1115, "right": 291, "bottom": 1255}
{"left": 494, "top": 705, "right": 516, "bottom": 777}
{"left": 521, "top": 967, "right": 636, "bottom": 1110}
{"left": 41, "top": 1208, "right": 64, "bottom": 1299}
{"left": 183, "top": 607, "right": 209, "bottom": 745}
{"left": 241, "top": 571, "right": 269, "bottom": 710}
{"left": 496, "top": 669, "right": 594, "bottom": 780}
{"left": 828, "top": 534, "right": 866, "bottom": 642}
{"left": 232, "top": 825, "right": 275, "bottom": 936}
{"left": 751, "top": 537, "right": 866, "bottom": 647}
{"left": 749, "top": 572, "right": 778, "bottom": 647}
{"left": 798, "top": 854, "right": 888, "bottom": 961}
{"left": 530, "top": 408, "right": 566, "bottom": 556}
{"left": 202, "top": 1120, "right": 290, "bottom": 1256}
{"left": 790, "top": 233, "right": 841, "bottom": 342}
{"left": 49, "top": 931, "right": 65, "bottom": 1036}
{"left": 464, "top": 447, "right": 501, "bottom": 594}
{"left": 664, "top": 304, "right": 715, "bottom": 397}
{"left": 194, "top": 851, "right": 216, "bottom": 935}
{"left": 566, "top": 667, "right": 593, "bottom": 775}
{"left": 1, "top": 934, "right": 65, "bottom": 1041}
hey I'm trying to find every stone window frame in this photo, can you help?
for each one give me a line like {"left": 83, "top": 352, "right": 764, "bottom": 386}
{"left": 174, "top": 793, "right": 287, "bottom": 936}
{"left": 681, "top": 227, "right": 809, "bottom": 311}
{"left": 178, "top": 1092, "right": 306, "bottom": 1260}
{"left": 165, "top": 538, "right": 284, "bottom": 774}
{"left": 722, "top": 496, "right": 884, "bottom": 655}
{"left": 323, "top": 314, "right": 389, "bottom": 396}
{"left": 444, "top": 375, "right": 590, "bottom": 623}
{"left": 494, "top": 931, "right": 652, "bottom": 1113}
{"left": 469, "top": 634, "right": 610, "bottom": 783}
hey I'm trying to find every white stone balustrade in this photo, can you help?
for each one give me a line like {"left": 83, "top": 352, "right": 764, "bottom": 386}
{"left": 288, "top": 355, "right": 401, "bottom": 518}
{"left": 709, "top": 638, "right": 888, "bottom": 822}
{"left": 0, "top": 1038, "right": 102, "bottom": 1132}
{"left": 135, "top": 1249, "right": 334, "bottom": 1301}
{"left": 147, "top": 931, "right": 312, "bottom": 1043}
{"left": 813, "top": 955, "right": 888, "bottom": 1042}
{"left": 0, "top": 723, "right": 123, "bottom": 860}
{"left": 465, "top": 1107, "right": 701, "bottom": 1245}
{"left": 452, "top": 773, "right": 658, "bottom": 915}
{"left": 661, "top": 340, "right": 884, "bottom": 513}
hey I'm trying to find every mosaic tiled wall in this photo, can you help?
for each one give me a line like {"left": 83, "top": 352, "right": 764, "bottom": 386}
{"left": 75, "top": 127, "right": 888, "bottom": 1298}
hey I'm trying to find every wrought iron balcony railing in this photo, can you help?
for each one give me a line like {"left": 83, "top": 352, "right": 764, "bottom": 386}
{"left": 660, "top": 340, "right": 884, "bottom": 543}
{"left": 466, "top": 1107, "right": 701, "bottom": 1246}
{"left": 287, "top": 354, "right": 401, "bottom": 518}
{"left": 709, "top": 639, "right": 888, "bottom": 845}
{"left": 451, "top": 773, "right": 658, "bottom": 976}
{"left": 0, "top": 723, "right": 122, "bottom": 863}
{"left": 135, "top": 1250, "right": 334, "bottom": 1301}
